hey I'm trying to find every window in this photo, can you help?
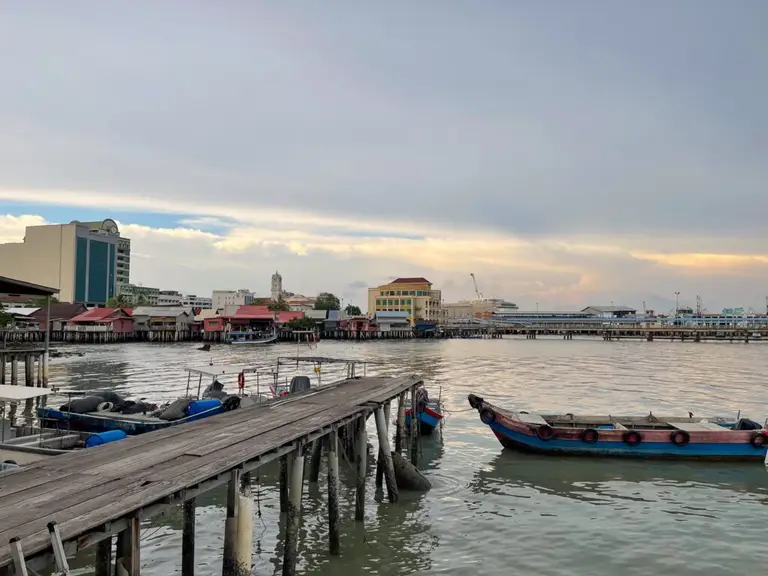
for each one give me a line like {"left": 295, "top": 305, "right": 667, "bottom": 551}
{"left": 376, "top": 299, "right": 381, "bottom": 305}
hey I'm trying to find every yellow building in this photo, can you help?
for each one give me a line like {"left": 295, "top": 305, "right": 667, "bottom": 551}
{"left": 367, "top": 277, "right": 442, "bottom": 325}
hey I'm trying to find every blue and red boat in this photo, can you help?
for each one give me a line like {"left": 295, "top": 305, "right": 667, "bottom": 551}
{"left": 468, "top": 394, "right": 768, "bottom": 462}
{"left": 405, "top": 388, "right": 443, "bottom": 435}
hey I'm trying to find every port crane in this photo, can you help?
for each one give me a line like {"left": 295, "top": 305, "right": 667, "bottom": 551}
{"left": 470, "top": 273, "right": 483, "bottom": 299}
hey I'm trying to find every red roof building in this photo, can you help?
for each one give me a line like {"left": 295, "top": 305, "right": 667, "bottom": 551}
{"left": 68, "top": 308, "right": 134, "bottom": 333}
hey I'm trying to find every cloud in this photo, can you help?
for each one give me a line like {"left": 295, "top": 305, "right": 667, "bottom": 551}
{"left": 0, "top": 3, "right": 766, "bottom": 312}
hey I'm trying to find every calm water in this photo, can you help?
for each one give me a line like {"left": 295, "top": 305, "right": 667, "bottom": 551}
{"left": 42, "top": 338, "right": 768, "bottom": 575}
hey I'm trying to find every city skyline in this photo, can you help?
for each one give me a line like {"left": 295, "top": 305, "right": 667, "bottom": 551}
{"left": 1, "top": 2, "right": 766, "bottom": 312}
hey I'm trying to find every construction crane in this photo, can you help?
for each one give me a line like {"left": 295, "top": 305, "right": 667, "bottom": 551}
{"left": 470, "top": 273, "right": 483, "bottom": 299}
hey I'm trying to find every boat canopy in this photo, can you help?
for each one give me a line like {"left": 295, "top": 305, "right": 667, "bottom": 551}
{"left": 0, "top": 385, "right": 50, "bottom": 402}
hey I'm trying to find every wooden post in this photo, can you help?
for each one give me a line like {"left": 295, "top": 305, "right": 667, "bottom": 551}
{"left": 36, "top": 354, "right": 42, "bottom": 386}
{"left": 235, "top": 472, "right": 253, "bottom": 575}
{"left": 354, "top": 415, "right": 367, "bottom": 522}
{"left": 282, "top": 451, "right": 305, "bottom": 576}
{"left": 375, "top": 401, "right": 391, "bottom": 489}
{"left": 308, "top": 439, "right": 322, "bottom": 483}
{"left": 374, "top": 406, "right": 398, "bottom": 503}
{"left": 410, "top": 386, "right": 419, "bottom": 465}
{"left": 279, "top": 455, "right": 289, "bottom": 513}
{"left": 116, "top": 516, "right": 140, "bottom": 575}
{"left": 395, "top": 392, "right": 406, "bottom": 453}
{"left": 11, "top": 355, "right": 18, "bottom": 385}
{"left": 327, "top": 430, "right": 340, "bottom": 555}
{"left": 182, "top": 498, "right": 196, "bottom": 576}
{"left": 222, "top": 468, "right": 243, "bottom": 576}
{"left": 24, "top": 355, "right": 33, "bottom": 386}
{"left": 94, "top": 536, "right": 112, "bottom": 576}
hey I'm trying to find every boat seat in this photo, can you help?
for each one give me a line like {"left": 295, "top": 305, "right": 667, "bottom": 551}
{"left": 611, "top": 422, "right": 628, "bottom": 430}
{"left": 670, "top": 421, "right": 728, "bottom": 432}
{"left": 515, "top": 412, "right": 549, "bottom": 426}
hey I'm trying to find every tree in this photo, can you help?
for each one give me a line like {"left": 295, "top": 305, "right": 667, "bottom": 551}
{"left": 268, "top": 297, "right": 290, "bottom": 311}
{"left": 0, "top": 309, "right": 12, "bottom": 328}
{"left": 106, "top": 294, "right": 130, "bottom": 308}
{"left": 314, "top": 292, "right": 340, "bottom": 311}
{"left": 345, "top": 304, "right": 362, "bottom": 316}
{"left": 286, "top": 317, "right": 318, "bottom": 331}
{"left": 31, "top": 296, "right": 59, "bottom": 307}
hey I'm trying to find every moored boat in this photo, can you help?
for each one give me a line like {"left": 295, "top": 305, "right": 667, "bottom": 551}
{"left": 468, "top": 394, "right": 768, "bottom": 462}
{"left": 405, "top": 388, "right": 443, "bottom": 435}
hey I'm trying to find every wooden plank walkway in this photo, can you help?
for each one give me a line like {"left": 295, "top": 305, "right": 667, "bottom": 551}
{"left": 0, "top": 374, "right": 422, "bottom": 572}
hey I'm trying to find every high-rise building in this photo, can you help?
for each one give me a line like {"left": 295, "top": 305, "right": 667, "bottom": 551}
{"left": 0, "top": 219, "right": 128, "bottom": 305}
{"left": 271, "top": 271, "right": 283, "bottom": 301}
{"left": 79, "top": 221, "right": 131, "bottom": 290}
{"left": 367, "top": 277, "right": 442, "bottom": 326}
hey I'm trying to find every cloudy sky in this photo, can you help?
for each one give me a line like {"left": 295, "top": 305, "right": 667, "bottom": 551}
{"left": 1, "top": 1, "right": 766, "bottom": 313}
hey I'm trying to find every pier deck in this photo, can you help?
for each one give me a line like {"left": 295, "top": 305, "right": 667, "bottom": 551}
{"left": 0, "top": 373, "right": 423, "bottom": 574}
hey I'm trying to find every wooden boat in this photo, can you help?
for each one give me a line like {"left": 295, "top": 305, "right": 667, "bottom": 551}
{"left": 467, "top": 394, "right": 768, "bottom": 462}
{"left": 405, "top": 388, "right": 443, "bottom": 435}
{"left": 406, "top": 401, "right": 443, "bottom": 435}
{"left": 224, "top": 331, "right": 277, "bottom": 345}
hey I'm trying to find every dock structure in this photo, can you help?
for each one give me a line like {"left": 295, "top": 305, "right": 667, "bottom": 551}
{"left": 0, "top": 373, "right": 424, "bottom": 576}
{"left": 0, "top": 348, "right": 46, "bottom": 389}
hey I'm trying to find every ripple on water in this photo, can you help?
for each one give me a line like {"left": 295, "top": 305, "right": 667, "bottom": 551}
{"left": 49, "top": 339, "right": 768, "bottom": 576}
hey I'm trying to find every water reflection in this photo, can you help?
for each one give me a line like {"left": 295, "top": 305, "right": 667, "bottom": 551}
{"left": 471, "top": 450, "right": 768, "bottom": 503}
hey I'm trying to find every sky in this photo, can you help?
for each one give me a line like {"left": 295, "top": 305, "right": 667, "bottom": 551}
{"left": 1, "top": 1, "right": 767, "bottom": 313}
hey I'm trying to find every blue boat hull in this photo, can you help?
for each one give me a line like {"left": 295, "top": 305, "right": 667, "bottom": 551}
{"left": 405, "top": 404, "right": 443, "bottom": 435}
{"left": 37, "top": 404, "right": 226, "bottom": 435}
{"left": 489, "top": 421, "right": 767, "bottom": 461}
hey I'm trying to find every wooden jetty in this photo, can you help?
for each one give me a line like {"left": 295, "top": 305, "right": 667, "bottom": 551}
{"left": 0, "top": 348, "right": 46, "bottom": 388}
{"left": 0, "top": 373, "right": 424, "bottom": 576}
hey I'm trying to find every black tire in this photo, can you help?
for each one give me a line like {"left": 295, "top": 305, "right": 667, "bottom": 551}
{"left": 536, "top": 424, "right": 555, "bottom": 441}
{"left": 581, "top": 428, "right": 599, "bottom": 444}
{"left": 750, "top": 432, "right": 768, "bottom": 448}
{"left": 623, "top": 430, "right": 642, "bottom": 446}
{"left": 479, "top": 408, "right": 495, "bottom": 425}
{"left": 670, "top": 430, "right": 690, "bottom": 446}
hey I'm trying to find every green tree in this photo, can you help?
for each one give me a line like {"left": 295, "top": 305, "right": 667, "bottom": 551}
{"left": 106, "top": 294, "right": 130, "bottom": 308}
{"left": 31, "top": 296, "right": 59, "bottom": 307}
{"left": 287, "top": 317, "right": 318, "bottom": 331}
{"left": 268, "top": 297, "right": 290, "bottom": 311}
{"left": 314, "top": 292, "right": 340, "bottom": 311}
{"left": 0, "top": 309, "right": 13, "bottom": 328}
{"left": 345, "top": 304, "right": 362, "bottom": 316}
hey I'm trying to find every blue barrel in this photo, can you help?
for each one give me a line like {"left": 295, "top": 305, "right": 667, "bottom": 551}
{"left": 185, "top": 398, "right": 222, "bottom": 416}
{"left": 86, "top": 429, "right": 127, "bottom": 448}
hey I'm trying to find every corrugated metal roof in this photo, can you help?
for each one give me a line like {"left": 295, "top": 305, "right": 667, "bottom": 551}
{"left": 582, "top": 306, "right": 636, "bottom": 313}
{"left": 70, "top": 308, "right": 128, "bottom": 322}
{"left": 305, "top": 310, "right": 328, "bottom": 320}
{"left": 2, "top": 307, "right": 40, "bottom": 316}
{"left": 327, "top": 310, "right": 341, "bottom": 321}
{"left": 131, "top": 306, "right": 192, "bottom": 317}
{"left": 391, "top": 277, "right": 431, "bottom": 284}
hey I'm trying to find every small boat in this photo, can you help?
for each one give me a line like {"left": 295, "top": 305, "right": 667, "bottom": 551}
{"left": 38, "top": 371, "right": 245, "bottom": 435}
{"left": 224, "top": 330, "right": 277, "bottom": 345}
{"left": 468, "top": 394, "right": 768, "bottom": 462}
{"left": 405, "top": 388, "right": 443, "bottom": 435}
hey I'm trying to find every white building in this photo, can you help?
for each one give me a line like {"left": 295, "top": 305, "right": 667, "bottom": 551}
{"left": 212, "top": 289, "right": 254, "bottom": 310}
{"left": 157, "top": 290, "right": 182, "bottom": 306}
{"left": 182, "top": 294, "right": 212, "bottom": 308}
{"left": 271, "top": 271, "right": 283, "bottom": 301}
